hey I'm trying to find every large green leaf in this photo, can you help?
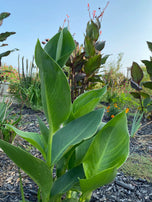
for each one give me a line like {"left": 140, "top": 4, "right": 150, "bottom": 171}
{"left": 143, "top": 97, "right": 151, "bottom": 107}
{"left": 51, "top": 109, "right": 104, "bottom": 165}
{"left": 140, "top": 92, "right": 151, "bottom": 98}
{"left": 86, "top": 20, "right": 99, "bottom": 41}
{"left": 80, "top": 111, "right": 129, "bottom": 192}
{"left": 142, "top": 81, "right": 152, "bottom": 90}
{"left": 73, "top": 138, "right": 93, "bottom": 167}
{"left": 130, "top": 91, "right": 141, "bottom": 99}
{"left": 50, "top": 164, "right": 85, "bottom": 197}
{"left": 0, "top": 140, "right": 52, "bottom": 201}
{"left": 72, "top": 87, "right": 106, "bottom": 119}
{"left": 6, "top": 124, "right": 46, "bottom": 159}
{"left": 147, "top": 104, "right": 152, "bottom": 112}
{"left": 84, "top": 37, "right": 95, "bottom": 57}
{"left": 80, "top": 167, "right": 117, "bottom": 193}
{"left": 141, "top": 60, "right": 152, "bottom": 77}
{"left": 35, "top": 40, "right": 71, "bottom": 132}
{"left": 37, "top": 116, "right": 49, "bottom": 145}
{"left": 44, "top": 28, "right": 75, "bottom": 68}
{"left": 84, "top": 55, "right": 101, "bottom": 75}
{"left": 131, "top": 62, "right": 143, "bottom": 84}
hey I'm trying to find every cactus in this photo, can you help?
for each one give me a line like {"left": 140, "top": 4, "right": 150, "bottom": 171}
{"left": 0, "top": 12, "right": 18, "bottom": 66}
{"left": 130, "top": 41, "right": 152, "bottom": 118}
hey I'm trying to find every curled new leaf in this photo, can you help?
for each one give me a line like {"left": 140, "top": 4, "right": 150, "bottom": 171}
{"left": 44, "top": 28, "right": 75, "bottom": 68}
{"left": 95, "top": 41, "right": 105, "bottom": 51}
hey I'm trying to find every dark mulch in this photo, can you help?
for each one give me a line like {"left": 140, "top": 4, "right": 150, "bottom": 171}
{"left": 0, "top": 104, "right": 152, "bottom": 202}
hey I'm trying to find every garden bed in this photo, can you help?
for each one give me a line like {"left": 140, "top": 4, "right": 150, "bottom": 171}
{"left": 0, "top": 104, "right": 152, "bottom": 202}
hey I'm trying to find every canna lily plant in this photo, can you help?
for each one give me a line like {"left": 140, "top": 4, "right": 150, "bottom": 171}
{"left": 0, "top": 28, "right": 129, "bottom": 202}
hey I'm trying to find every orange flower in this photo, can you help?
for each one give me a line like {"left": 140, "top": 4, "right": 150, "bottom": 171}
{"left": 107, "top": 110, "right": 109, "bottom": 113}
{"left": 125, "top": 108, "right": 129, "bottom": 113}
{"left": 114, "top": 103, "right": 117, "bottom": 108}
{"left": 107, "top": 106, "right": 110, "bottom": 110}
{"left": 111, "top": 115, "right": 115, "bottom": 118}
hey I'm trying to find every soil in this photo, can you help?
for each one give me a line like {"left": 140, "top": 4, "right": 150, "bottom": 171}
{"left": 0, "top": 104, "right": 152, "bottom": 202}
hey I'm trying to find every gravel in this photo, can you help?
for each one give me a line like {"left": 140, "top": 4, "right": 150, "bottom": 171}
{"left": 0, "top": 104, "right": 152, "bottom": 202}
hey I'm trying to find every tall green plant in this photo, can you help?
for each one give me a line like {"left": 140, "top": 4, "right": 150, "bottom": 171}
{"left": 65, "top": 3, "right": 110, "bottom": 102}
{"left": 0, "top": 28, "right": 129, "bottom": 202}
{"left": 130, "top": 41, "right": 152, "bottom": 118}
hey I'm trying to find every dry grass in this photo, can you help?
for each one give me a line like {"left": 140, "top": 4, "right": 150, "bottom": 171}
{"left": 119, "top": 153, "right": 152, "bottom": 182}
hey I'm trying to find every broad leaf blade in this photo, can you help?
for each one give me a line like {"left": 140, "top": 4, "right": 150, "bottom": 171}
{"left": 84, "top": 37, "right": 95, "bottom": 57}
{"left": 44, "top": 28, "right": 75, "bottom": 68}
{"left": 130, "top": 92, "right": 141, "bottom": 99}
{"left": 86, "top": 20, "right": 99, "bottom": 41}
{"left": 35, "top": 40, "right": 71, "bottom": 132}
{"left": 79, "top": 111, "right": 129, "bottom": 193}
{"left": 84, "top": 55, "right": 101, "bottom": 75}
{"left": 37, "top": 116, "right": 49, "bottom": 145}
{"left": 73, "top": 87, "right": 106, "bottom": 119}
{"left": 0, "top": 140, "right": 52, "bottom": 201}
{"left": 141, "top": 60, "right": 152, "bottom": 77}
{"left": 83, "top": 111, "right": 129, "bottom": 178}
{"left": 50, "top": 164, "right": 85, "bottom": 197}
{"left": 6, "top": 125, "right": 46, "bottom": 159}
{"left": 51, "top": 109, "right": 104, "bottom": 165}
{"left": 131, "top": 62, "right": 143, "bottom": 84}
{"left": 56, "top": 28, "right": 63, "bottom": 61}
{"left": 142, "top": 81, "right": 152, "bottom": 89}
{"left": 80, "top": 167, "right": 117, "bottom": 193}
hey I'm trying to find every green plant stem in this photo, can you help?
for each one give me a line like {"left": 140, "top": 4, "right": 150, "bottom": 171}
{"left": 47, "top": 130, "right": 53, "bottom": 167}
{"left": 139, "top": 93, "right": 144, "bottom": 113}
{"left": 18, "top": 167, "right": 25, "bottom": 202}
{"left": 79, "top": 192, "right": 92, "bottom": 202}
{"left": 37, "top": 188, "right": 41, "bottom": 202}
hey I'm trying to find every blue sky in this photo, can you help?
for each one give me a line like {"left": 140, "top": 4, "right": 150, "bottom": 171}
{"left": 1, "top": 0, "right": 152, "bottom": 75}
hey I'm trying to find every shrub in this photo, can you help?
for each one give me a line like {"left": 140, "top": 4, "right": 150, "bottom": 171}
{"left": 9, "top": 56, "right": 42, "bottom": 109}
{"left": 0, "top": 98, "right": 20, "bottom": 143}
{"left": 0, "top": 27, "right": 129, "bottom": 202}
{"left": 130, "top": 41, "right": 152, "bottom": 119}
